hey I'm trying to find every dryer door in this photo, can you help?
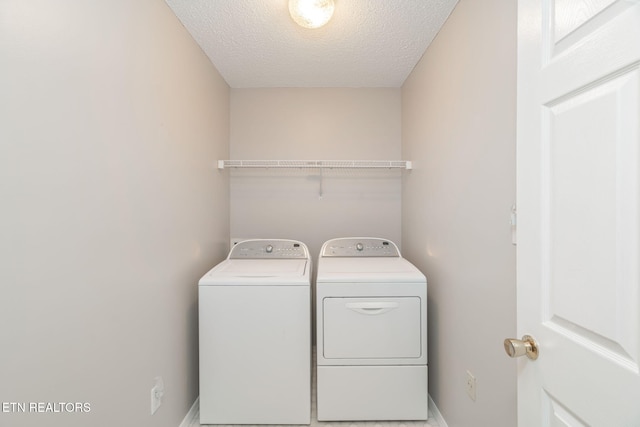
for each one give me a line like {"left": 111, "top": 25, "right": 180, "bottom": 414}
{"left": 322, "top": 297, "right": 423, "bottom": 360}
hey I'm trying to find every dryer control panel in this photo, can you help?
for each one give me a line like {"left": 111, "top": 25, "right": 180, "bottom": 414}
{"left": 229, "top": 239, "right": 309, "bottom": 259}
{"left": 321, "top": 238, "right": 400, "bottom": 257}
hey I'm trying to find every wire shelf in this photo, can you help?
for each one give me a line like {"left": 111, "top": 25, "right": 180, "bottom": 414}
{"left": 217, "top": 160, "right": 412, "bottom": 170}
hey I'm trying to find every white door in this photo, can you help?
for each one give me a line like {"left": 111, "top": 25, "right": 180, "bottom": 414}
{"left": 516, "top": 0, "right": 640, "bottom": 425}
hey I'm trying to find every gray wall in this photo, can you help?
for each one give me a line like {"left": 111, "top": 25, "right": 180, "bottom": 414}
{"left": 0, "top": 1, "right": 230, "bottom": 426}
{"left": 401, "top": 0, "right": 517, "bottom": 426}
{"left": 229, "top": 88, "right": 402, "bottom": 259}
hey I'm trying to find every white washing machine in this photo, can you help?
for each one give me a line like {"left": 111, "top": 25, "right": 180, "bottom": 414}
{"left": 316, "top": 237, "right": 428, "bottom": 421}
{"left": 198, "top": 239, "right": 311, "bottom": 425}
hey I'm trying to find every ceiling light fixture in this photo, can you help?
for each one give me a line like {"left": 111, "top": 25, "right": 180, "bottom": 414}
{"left": 289, "top": 0, "right": 335, "bottom": 29}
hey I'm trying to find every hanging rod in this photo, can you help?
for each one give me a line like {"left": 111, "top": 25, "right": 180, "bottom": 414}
{"left": 217, "top": 160, "right": 412, "bottom": 170}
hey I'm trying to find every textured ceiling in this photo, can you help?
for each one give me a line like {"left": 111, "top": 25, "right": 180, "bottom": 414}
{"left": 164, "top": 0, "right": 459, "bottom": 88}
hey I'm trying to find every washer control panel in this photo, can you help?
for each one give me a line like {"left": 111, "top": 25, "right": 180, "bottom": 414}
{"left": 321, "top": 238, "right": 400, "bottom": 257}
{"left": 229, "top": 239, "right": 308, "bottom": 259}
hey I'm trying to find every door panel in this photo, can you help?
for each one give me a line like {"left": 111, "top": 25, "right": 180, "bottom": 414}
{"left": 549, "top": 0, "right": 632, "bottom": 58}
{"left": 543, "top": 391, "right": 588, "bottom": 426}
{"left": 323, "top": 297, "right": 422, "bottom": 359}
{"left": 543, "top": 67, "right": 640, "bottom": 369}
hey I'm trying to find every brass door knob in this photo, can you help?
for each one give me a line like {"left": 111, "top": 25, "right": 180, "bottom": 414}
{"left": 504, "top": 335, "right": 539, "bottom": 360}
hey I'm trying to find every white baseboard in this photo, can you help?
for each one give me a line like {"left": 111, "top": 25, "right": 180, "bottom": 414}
{"left": 179, "top": 397, "right": 199, "bottom": 427}
{"left": 429, "top": 394, "right": 449, "bottom": 427}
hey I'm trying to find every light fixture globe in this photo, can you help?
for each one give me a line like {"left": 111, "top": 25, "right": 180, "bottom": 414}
{"left": 289, "top": 0, "right": 335, "bottom": 29}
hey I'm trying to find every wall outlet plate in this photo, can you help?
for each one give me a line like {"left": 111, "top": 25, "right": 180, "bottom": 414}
{"left": 230, "top": 237, "right": 251, "bottom": 248}
{"left": 466, "top": 370, "right": 476, "bottom": 401}
{"left": 151, "top": 376, "right": 164, "bottom": 415}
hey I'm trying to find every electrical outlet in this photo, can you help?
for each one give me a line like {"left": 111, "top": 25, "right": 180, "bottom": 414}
{"left": 230, "top": 237, "right": 251, "bottom": 248}
{"left": 466, "top": 370, "right": 476, "bottom": 401}
{"left": 151, "top": 376, "right": 164, "bottom": 415}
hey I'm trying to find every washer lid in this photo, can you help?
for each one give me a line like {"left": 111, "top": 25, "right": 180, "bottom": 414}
{"left": 317, "top": 257, "right": 425, "bottom": 283}
{"left": 199, "top": 259, "right": 310, "bottom": 286}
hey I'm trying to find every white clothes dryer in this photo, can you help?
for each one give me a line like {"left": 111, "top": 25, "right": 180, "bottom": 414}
{"left": 198, "top": 239, "right": 311, "bottom": 425}
{"left": 316, "top": 237, "right": 428, "bottom": 421}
